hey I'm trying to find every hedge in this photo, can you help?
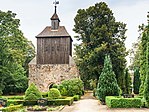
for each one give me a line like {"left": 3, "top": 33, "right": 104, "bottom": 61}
{"left": 23, "top": 100, "right": 37, "bottom": 106}
{"left": 0, "top": 104, "right": 23, "bottom": 112}
{"left": 6, "top": 97, "right": 74, "bottom": 106}
{"left": 106, "top": 96, "right": 142, "bottom": 108}
{"left": 7, "top": 100, "right": 24, "bottom": 106}
{"left": 73, "top": 95, "right": 80, "bottom": 101}
{"left": 48, "top": 97, "right": 74, "bottom": 106}
{"left": 5, "top": 96, "right": 24, "bottom": 100}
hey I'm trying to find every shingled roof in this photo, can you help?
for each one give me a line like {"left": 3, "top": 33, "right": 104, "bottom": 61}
{"left": 51, "top": 13, "right": 60, "bottom": 22}
{"left": 36, "top": 26, "right": 71, "bottom": 37}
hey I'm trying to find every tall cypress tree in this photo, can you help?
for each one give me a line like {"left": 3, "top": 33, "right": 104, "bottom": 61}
{"left": 133, "top": 67, "right": 141, "bottom": 94}
{"left": 140, "top": 13, "right": 149, "bottom": 95}
{"left": 124, "top": 68, "right": 132, "bottom": 94}
{"left": 96, "top": 55, "right": 120, "bottom": 103}
{"left": 144, "top": 16, "right": 149, "bottom": 105}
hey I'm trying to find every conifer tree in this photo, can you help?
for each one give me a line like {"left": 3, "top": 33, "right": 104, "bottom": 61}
{"left": 144, "top": 17, "right": 149, "bottom": 104}
{"left": 140, "top": 13, "right": 149, "bottom": 95}
{"left": 24, "top": 83, "right": 42, "bottom": 100}
{"left": 124, "top": 68, "right": 132, "bottom": 94}
{"left": 96, "top": 55, "right": 120, "bottom": 103}
{"left": 133, "top": 67, "right": 141, "bottom": 94}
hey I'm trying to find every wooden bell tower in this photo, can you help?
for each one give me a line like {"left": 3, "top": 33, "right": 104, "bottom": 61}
{"left": 36, "top": 1, "right": 72, "bottom": 64}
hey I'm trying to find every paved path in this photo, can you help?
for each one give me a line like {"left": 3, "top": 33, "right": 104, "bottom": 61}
{"left": 60, "top": 92, "right": 149, "bottom": 112}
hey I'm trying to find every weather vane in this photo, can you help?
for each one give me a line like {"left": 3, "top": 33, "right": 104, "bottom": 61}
{"left": 53, "top": 0, "right": 59, "bottom": 13}
{"left": 53, "top": 0, "right": 59, "bottom": 6}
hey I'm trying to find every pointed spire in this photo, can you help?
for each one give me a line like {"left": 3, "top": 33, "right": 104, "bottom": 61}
{"left": 51, "top": 0, "right": 60, "bottom": 30}
{"left": 55, "top": 6, "right": 57, "bottom": 14}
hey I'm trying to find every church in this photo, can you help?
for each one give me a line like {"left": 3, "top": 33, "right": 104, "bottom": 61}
{"left": 29, "top": 2, "right": 79, "bottom": 92}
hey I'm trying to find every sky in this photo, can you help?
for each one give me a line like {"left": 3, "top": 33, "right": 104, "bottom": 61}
{"left": 0, "top": 0, "right": 149, "bottom": 64}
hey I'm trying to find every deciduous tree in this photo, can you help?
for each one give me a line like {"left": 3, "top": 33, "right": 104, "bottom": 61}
{"left": 73, "top": 2, "right": 127, "bottom": 91}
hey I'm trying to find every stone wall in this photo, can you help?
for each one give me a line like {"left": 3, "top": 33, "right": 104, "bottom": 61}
{"left": 29, "top": 57, "right": 79, "bottom": 92}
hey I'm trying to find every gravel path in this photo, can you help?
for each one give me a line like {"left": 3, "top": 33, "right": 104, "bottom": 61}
{"left": 60, "top": 92, "right": 149, "bottom": 112}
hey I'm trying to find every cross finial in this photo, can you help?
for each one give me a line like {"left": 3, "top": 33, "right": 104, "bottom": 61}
{"left": 53, "top": 0, "right": 59, "bottom": 14}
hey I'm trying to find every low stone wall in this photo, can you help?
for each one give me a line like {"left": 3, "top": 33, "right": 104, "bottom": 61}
{"left": 29, "top": 64, "right": 79, "bottom": 92}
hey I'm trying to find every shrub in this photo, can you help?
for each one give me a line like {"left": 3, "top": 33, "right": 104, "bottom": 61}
{"left": 60, "top": 78, "right": 84, "bottom": 96}
{"left": 48, "top": 97, "right": 74, "bottom": 106}
{"left": 41, "top": 92, "right": 48, "bottom": 98}
{"left": 58, "top": 85, "right": 68, "bottom": 96}
{"left": 7, "top": 100, "right": 24, "bottom": 106}
{"left": 73, "top": 95, "right": 80, "bottom": 101}
{"left": 0, "top": 104, "right": 23, "bottom": 112}
{"left": 48, "top": 88, "right": 61, "bottom": 99}
{"left": 6, "top": 96, "right": 24, "bottom": 100}
{"left": 106, "top": 96, "right": 142, "bottom": 108}
{"left": 23, "top": 100, "right": 37, "bottom": 106}
{"left": 24, "top": 83, "right": 42, "bottom": 100}
{"left": 52, "top": 84, "right": 58, "bottom": 88}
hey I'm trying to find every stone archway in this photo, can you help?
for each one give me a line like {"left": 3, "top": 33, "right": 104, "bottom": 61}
{"left": 47, "top": 82, "right": 55, "bottom": 90}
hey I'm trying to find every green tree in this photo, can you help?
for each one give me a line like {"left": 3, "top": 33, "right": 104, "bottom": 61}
{"left": 139, "top": 20, "right": 149, "bottom": 95}
{"left": 96, "top": 55, "right": 120, "bottom": 103}
{"left": 0, "top": 10, "right": 35, "bottom": 94}
{"left": 73, "top": 2, "right": 127, "bottom": 91}
{"left": 123, "top": 68, "right": 132, "bottom": 94}
{"left": 25, "top": 83, "right": 42, "bottom": 100}
{"left": 133, "top": 67, "right": 141, "bottom": 94}
{"left": 144, "top": 13, "right": 149, "bottom": 105}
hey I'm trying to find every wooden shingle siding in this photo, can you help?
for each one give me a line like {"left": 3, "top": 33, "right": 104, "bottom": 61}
{"left": 37, "top": 37, "right": 71, "bottom": 64}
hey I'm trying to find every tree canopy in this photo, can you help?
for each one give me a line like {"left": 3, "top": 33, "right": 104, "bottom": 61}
{"left": 73, "top": 2, "right": 127, "bottom": 91}
{"left": 0, "top": 10, "right": 35, "bottom": 94}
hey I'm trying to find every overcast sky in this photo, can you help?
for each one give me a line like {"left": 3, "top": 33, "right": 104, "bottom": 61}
{"left": 0, "top": 0, "right": 149, "bottom": 52}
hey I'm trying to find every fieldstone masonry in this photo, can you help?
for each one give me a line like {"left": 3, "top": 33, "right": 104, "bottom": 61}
{"left": 29, "top": 57, "right": 79, "bottom": 92}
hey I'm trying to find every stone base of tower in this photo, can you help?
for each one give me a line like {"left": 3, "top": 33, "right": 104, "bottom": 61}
{"left": 28, "top": 57, "right": 79, "bottom": 92}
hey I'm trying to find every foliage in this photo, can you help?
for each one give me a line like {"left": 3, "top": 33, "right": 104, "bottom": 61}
{"left": 73, "top": 95, "right": 80, "bottom": 101}
{"left": 133, "top": 67, "right": 141, "bottom": 94}
{"left": 24, "top": 83, "right": 42, "bottom": 100}
{"left": 57, "top": 85, "right": 67, "bottom": 96}
{"left": 96, "top": 55, "right": 120, "bottom": 102}
{"left": 48, "top": 88, "right": 61, "bottom": 99}
{"left": 0, "top": 10, "right": 35, "bottom": 94}
{"left": 138, "top": 13, "right": 149, "bottom": 99}
{"left": 7, "top": 100, "right": 24, "bottom": 106}
{"left": 123, "top": 68, "right": 132, "bottom": 94}
{"left": 106, "top": 96, "right": 141, "bottom": 108}
{"left": 0, "top": 104, "right": 23, "bottom": 112}
{"left": 48, "top": 97, "right": 74, "bottom": 106}
{"left": 5, "top": 96, "right": 24, "bottom": 100}
{"left": 139, "top": 24, "right": 148, "bottom": 95}
{"left": 59, "top": 78, "right": 84, "bottom": 96}
{"left": 41, "top": 92, "right": 48, "bottom": 98}
{"left": 144, "top": 26, "right": 149, "bottom": 105}
{"left": 73, "top": 2, "right": 127, "bottom": 91}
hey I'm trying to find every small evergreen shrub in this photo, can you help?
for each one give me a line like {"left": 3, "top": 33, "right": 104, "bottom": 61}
{"left": 48, "top": 88, "right": 61, "bottom": 99}
{"left": 24, "top": 83, "right": 42, "bottom": 100}
{"left": 106, "top": 96, "right": 141, "bottom": 108}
